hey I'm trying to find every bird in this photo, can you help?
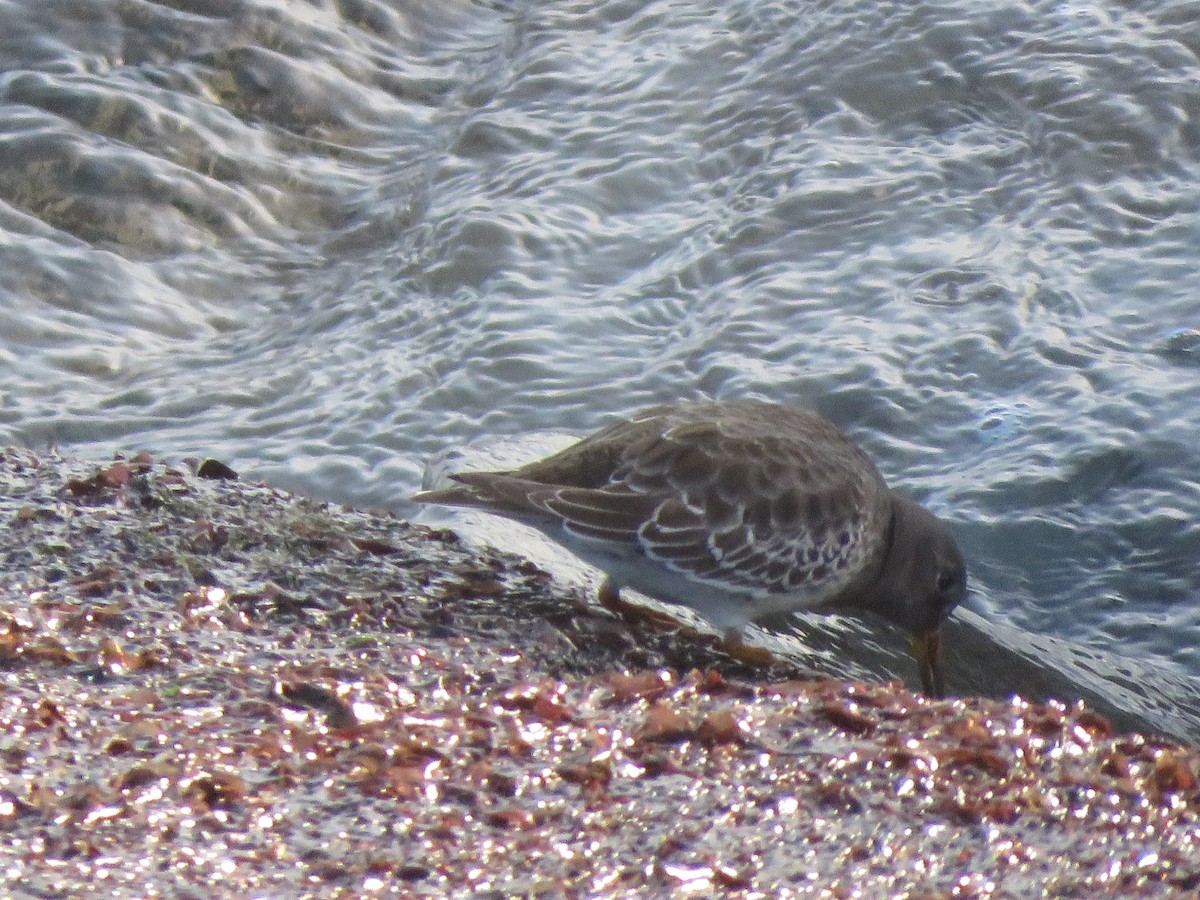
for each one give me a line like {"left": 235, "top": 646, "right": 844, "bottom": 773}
{"left": 413, "top": 398, "right": 966, "bottom": 697}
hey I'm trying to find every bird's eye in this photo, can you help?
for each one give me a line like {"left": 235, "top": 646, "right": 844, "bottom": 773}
{"left": 936, "top": 568, "right": 961, "bottom": 596}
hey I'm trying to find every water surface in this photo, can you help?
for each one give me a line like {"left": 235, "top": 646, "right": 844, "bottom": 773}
{"left": 3, "top": 0, "right": 1200, "bottom": 737}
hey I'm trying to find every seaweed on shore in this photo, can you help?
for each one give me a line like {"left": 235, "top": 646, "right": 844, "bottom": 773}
{"left": 0, "top": 448, "right": 1197, "bottom": 897}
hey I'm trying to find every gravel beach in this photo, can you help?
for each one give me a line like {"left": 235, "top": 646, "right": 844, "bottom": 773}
{"left": 0, "top": 449, "right": 1197, "bottom": 897}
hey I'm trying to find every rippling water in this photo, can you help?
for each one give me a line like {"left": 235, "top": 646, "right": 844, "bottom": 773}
{"left": 3, "top": 0, "right": 1200, "bottom": 738}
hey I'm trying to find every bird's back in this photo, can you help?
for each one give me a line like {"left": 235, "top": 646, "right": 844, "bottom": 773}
{"left": 414, "top": 400, "right": 894, "bottom": 607}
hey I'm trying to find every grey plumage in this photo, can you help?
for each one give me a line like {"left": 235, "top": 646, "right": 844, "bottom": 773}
{"left": 414, "top": 399, "right": 966, "bottom": 695}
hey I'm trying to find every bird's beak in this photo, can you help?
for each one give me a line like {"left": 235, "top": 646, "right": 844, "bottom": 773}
{"left": 910, "top": 628, "right": 945, "bottom": 699}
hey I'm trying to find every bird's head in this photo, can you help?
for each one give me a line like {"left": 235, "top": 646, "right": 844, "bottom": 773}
{"left": 871, "top": 492, "right": 966, "bottom": 634}
{"left": 866, "top": 493, "right": 966, "bottom": 697}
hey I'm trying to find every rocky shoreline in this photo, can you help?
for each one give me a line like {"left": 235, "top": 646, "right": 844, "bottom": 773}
{"left": 0, "top": 449, "right": 1197, "bottom": 896}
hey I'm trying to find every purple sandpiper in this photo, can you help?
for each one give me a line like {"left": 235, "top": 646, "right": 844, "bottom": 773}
{"left": 414, "top": 399, "right": 966, "bottom": 696}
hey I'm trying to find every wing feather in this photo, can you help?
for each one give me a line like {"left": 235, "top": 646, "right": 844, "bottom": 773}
{"left": 417, "top": 401, "right": 894, "bottom": 604}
